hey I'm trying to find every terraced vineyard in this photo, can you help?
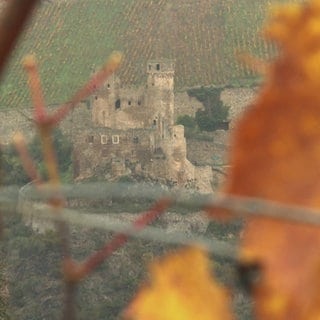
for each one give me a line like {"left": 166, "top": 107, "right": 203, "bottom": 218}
{"left": 0, "top": 0, "right": 303, "bottom": 108}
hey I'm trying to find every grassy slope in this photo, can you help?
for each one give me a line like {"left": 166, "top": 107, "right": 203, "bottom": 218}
{"left": 3, "top": 208, "right": 242, "bottom": 319}
{"left": 0, "top": 0, "right": 303, "bottom": 108}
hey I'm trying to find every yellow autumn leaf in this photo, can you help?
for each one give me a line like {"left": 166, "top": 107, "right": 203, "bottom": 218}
{"left": 123, "top": 246, "right": 233, "bottom": 320}
{"left": 208, "top": 0, "right": 320, "bottom": 319}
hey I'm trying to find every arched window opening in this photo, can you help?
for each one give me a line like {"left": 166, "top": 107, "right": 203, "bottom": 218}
{"left": 115, "top": 99, "right": 121, "bottom": 110}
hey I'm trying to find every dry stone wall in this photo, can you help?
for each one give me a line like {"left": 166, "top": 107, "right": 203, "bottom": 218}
{"left": 73, "top": 127, "right": 157, "bottom": 180}
{"left": 186, "top": 130, "right": 229, "bottom": 166}
{"left": 221, "top": 87, "right": 258, "bottom": 128}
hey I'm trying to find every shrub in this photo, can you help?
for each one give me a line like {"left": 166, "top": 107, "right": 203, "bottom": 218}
{"left": 176, "top": 115, "right": 196, "bottom": 129}
{"left": 1, "top": 128, "right": 72, "bottom": 185}
{"left": 188, "top": 86, "right": 229, "bottom": 131}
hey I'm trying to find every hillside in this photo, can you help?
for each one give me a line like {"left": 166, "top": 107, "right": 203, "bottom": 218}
{"left": 0, "top": 0, "right": 302, "bottom": 108}
{"left": 3, "top": 196, "right": 244, "bottom": 319}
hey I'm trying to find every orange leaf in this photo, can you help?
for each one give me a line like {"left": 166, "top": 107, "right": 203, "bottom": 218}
{"left": 124, "top": 247, "right": 233, "bottom": 320}
{"left": 215, "top": 1, "right": 320, "bottom": 319}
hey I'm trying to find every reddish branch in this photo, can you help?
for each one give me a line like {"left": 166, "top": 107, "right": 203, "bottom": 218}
{"left": 23, "top": 55, "right": 48, "bottom": 123}
{"left": 49, "top": 51, "right": 122, "bottom": 126}
{"left": 63, "top": 198, "right": 172, "bottom": 283}
{"left": 0, "top": 0, "right": 39, "bottom": 243}
{"left": 0, "top": 0, "right": 40, "bottom": 79}
{"left": 10, "top": 16, "right": 123, "bottom": 319}
{"left": 22, "top": 52, "right": 122, "bottom": 128}
{"left": 13, "top": 132, "right": 42, "bottom": 184}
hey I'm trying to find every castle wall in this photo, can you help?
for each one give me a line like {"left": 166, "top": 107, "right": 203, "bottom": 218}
{"left": 186, "top": 130, "right": 229, "bottom": 166}
{"left": 92, "top": 60, "right": 175, "bottom": 133}
{"left": 73, "top": 127, "right": 159, "bottom": 179}
{"left": 221, "top": 87, "right": 257, "bottom": 127}
{"left": 187, "top": 139, "right": 229, "bottom": 166}
{"left": 92, "top": 86, "right": 147, "bottom": 129}
{"left": 194, "top": 166, "right": 214, "bottom": 193}
{"left": 72, "top": 123, "right": 216, "bottom": 192}
{"left": 163, "top": 125, "right": 198, "bottom": 187}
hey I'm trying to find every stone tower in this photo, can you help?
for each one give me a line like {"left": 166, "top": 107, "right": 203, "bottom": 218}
{"left": 146, "top": 60, "right": 175, "bottom": 140}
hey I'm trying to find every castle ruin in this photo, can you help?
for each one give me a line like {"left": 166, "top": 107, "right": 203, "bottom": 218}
{"left": 72, "top": 60, "right": 213, "bottom": 192}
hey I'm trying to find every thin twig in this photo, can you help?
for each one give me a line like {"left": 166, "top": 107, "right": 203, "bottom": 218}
{"left": 30, "top": 204, "right": 238, "bottom": 260}
{"left": 208, "top": 194, "right": 320, "bottom": 226}
{"left": 49, "top": 51, "right": 122, "bottom": 125}
{"left": 61, "top": 198, "right": 171, "bottom": 320}
{"left": 16, "top": 182, "right": 320, "bottom": 227}
{"left": 22, "top": 52, "right": 75, "bottom": 319}
{"left": 63, "top": 198, "right": 172, "bottom": 282}
{"left": 23, "top": 55, "right": 48, "bottom": 123}
{"left": 62, "top": 281, "right": 77, "bottom": 320}
{"left": 12, "top": 132, "right": 42, "bottom": 184}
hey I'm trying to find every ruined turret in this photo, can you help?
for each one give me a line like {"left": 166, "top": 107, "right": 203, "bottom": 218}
{"left": 146, "top": 59, "right": 175, "bottom": 139}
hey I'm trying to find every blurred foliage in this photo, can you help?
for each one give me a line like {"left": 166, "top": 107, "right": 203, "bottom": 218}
{"left": 176, "top": 115, "right": 197, "bottom": 130}
{"left": 188, "top": 86, "right": 229, "bottom": 132}
{"left": 1, "top": 128, "right": 72, "bottom": 185}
